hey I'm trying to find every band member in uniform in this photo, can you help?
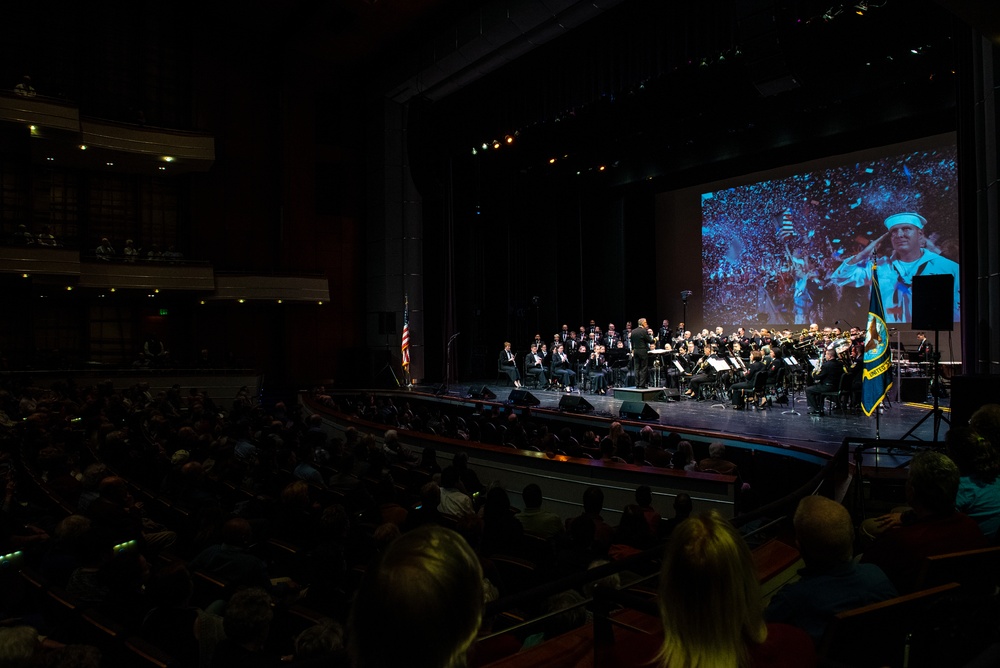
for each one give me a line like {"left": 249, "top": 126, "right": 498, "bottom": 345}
{"left": 499, "top": 342, "right": 521, "bottom": 388}
{"left": 631, "top": 318, "right": 655, "bottom": 389}
{"left": 730, "top": 350, "right": 764, "bottom": 409}
{"left": 915, "top": 332, "right": 933, "bottom": 363}
{"left": 806, "top": 349, "right": 843, "bottom": 416}
{"left": 605, "top": 323, "right": 620, "bottom": 349}
{"left": 585, "top": 345, "right": 610, "bottom": 395}
{"left": 525, "top": 344, "right": 549, "bottom": 389}
{"left": 685, "top": 343, "right": 717, "bottom": 400}
{"left": 658, "top": 320, "right": 672, "bottom": 345}
{"left": 551, "top": 344, "right": 577, "bottom": 392}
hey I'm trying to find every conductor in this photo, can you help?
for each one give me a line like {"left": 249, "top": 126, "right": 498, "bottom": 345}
{"left": 631, "top": 317, "right": 655, "bottom": 389}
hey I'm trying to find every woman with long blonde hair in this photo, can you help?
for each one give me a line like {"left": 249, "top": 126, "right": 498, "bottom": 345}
{"left": 655, "top": 511, "right": 814, "bottom": 667}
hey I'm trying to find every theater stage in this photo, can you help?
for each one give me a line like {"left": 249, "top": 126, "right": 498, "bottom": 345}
{"left": 417, "top": 380, "right": 948, "bottom": 463}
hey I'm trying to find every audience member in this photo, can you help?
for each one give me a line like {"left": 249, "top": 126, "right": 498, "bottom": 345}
{"left": 189, "top": 518, "right": 270, "bottom": 591}
{"left": 0, "top": 625, "right": 40, "bottom": 666}
{"left": 479, "top": 486, "right": 523, "bottom": 557}
{"left": 122, "top": 239, "right": 139, "bottom": 262}
{"left": 634, "top": 485, "right": 662, "bottom": 535}
{"left": 403, "top": 482, "right": 443, "bottom": 532}
{"left": 453, "top": 451, "right": 484, "bottom": 498}
{"left": 14, "top": 75, "right": 36, "bottom": 97}
{"left": 861, "top": 450, "right": 987, "bottom": 591}
{"left": 95, "top": 238, "right": 115, "bottom": 261}
{"left": 610, "top": 504, "right": 658, "bottom": 558}
{"left": 652, "top": 511, "right": 816, "bottom": 667}
{"left": 140, "top": 562, "right": 201, "bottom": 666}
{"left": 35, "top": 226, "right": 57, "bottom": 246}
{"left": 660, "top": 493, "right": 693, "bottom": 538}
{"left": 211, "top": 587, "right": 277, "bottom": 668}
{"left": 566, "top": 486, "right": 614, "bottom": 552}
{"left": 697, "top": 442, "right": 738, "bottom": 475}
{"left": 291, "top": 620, "right": 347, "bottom": 666}
{"left": 969, "top": 403, "right": 1000, "bottom": 452}
{"left": 946, "top": 426, "right": 1000, "bottom": 538}
{"left": 766, "top": 496, "right": 897, "bottom": 643}
{"left": 348, "top": 525, "right": 483, "bottom": 668}
{"left": 670, "top": 440, "right": 697, "bottom": 472}
{"left": 516, "top": 483, "right": 564, "bottom": 539}
{"left": 438, "top": 466, "right": 475, "bottom": 518}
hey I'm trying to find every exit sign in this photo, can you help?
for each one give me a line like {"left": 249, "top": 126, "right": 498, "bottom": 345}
{"left": 159, "top": 308, "right": 169, "bottom": 316}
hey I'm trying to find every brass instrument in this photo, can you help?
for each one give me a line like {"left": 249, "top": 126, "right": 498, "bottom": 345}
{"left": 692, "top": 355, "right": 709, "bottom": 375}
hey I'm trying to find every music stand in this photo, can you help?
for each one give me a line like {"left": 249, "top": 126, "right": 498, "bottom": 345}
{"left": 375, "top": 330, "right": 400, "bottom": 388}
{"left": 781, "top": 356, "right": 802, "bottom": 415}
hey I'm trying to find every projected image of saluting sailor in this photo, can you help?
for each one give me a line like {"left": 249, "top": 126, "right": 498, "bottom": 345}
{"left": 829, "top": 213, "right": 959, "bottom": 324}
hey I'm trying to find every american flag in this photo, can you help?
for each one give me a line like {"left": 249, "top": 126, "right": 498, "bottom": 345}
{"left": 778, "top": 208, "right": 796, "bottom": 239}
{"left": 401, "top": 296, "right": 410, "bottom": 370}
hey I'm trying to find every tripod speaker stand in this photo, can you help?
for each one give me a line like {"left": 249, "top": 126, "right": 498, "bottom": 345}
{"left": 899, "top": 274, "right": 953, "bottom": 442}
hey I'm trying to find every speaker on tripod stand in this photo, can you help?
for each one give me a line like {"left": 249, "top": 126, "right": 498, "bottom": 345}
{"left": 900, "top": 275, "right": 954, "bottom": 441}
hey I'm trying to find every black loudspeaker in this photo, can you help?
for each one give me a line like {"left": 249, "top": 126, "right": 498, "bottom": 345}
{"left": 911, "top": 275, "right": 954, "bottom": 331}
{"left": 899, "top": 377, "right": 930, "bottom": 403}
{"left": 506, "top": 389, "right": 540, "bottom": 407}
{"left": 480, "top": 386, "right": 497, "bottom": 400}
{"left": 619, "top": 401, "right": 659, "bottom": 421}
{"left": 950, "top": 375, "right": 1000, "bottom": 428}
{"left": 432, "top": 384, "right": 447, "bottom": 396}
{"left": 558, "top": 395, "right": 594, "bottom": 413}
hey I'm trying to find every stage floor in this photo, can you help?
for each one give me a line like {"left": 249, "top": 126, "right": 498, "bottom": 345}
{"left": 441, "top": 380, "right": 950, "bottom": 460}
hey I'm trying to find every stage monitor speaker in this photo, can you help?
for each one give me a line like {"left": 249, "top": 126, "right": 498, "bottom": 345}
{"left": 950, "top": 375, "right": 1000, "bottom": 428}
{"left": 899, "top": 377, "right": 930, "bottom": 403}
{"left": 911, "top": 274, "right": 954, "bottom": 331}
{"left": 433, "top": 384, "right": 447, "bottom": 396}
{"left": 558, "top": 395, "right": 594, "bottom": 413}
{"left": 619, "top": 401, "right": 659, "bottom": 421}
{"left": 506, "top": 389, "right": 540, "bottom": 407}
{"left": 480, "top": 386, "right": 497, "bottom": 400}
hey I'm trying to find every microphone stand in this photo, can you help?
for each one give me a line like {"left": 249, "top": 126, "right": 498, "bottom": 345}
{"left": 444, "top": 332, "right": 460, "bottom": 394}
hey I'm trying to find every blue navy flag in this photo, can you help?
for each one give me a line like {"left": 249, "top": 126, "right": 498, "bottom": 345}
{"left": 862, "top": 262, "right": 893, "bottom": 416}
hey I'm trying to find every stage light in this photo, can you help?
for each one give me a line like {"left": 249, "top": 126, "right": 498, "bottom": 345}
{"left": 492, "top": 140, "right": 501, "bottom": 150}
{"left": 471, "top": 147, "right": 477, "bottom": 156}
{"left": 482, "top": 143, "right": 489, "bottom": 150}
{"left": 504, "top": 135, "right": 514, "bottom": 145}
{"left": 238, "top": 299, "right": 245, "bottom": 303}
{"left": 599, "top": 165, "right": 606, "bottom": 171}
{"left": 110, "top": 288, "right": 116, "bottom": 292}
{"left": 162, "top": 156, "right": 175, "bottom": 162}
{"left": 79, "top": 144, "right": 87, "bottom": 150}
{"left": 66, "top": 286, "right": 72, "bottom": 291}
{"left": 549, "top": 158, "right": 557, "bottom": 164}
{"left": 855, "top": 2, "right": 867, "bottom": 15}
{"left": 22, "top": 273, "right": 28, "bottom": 278}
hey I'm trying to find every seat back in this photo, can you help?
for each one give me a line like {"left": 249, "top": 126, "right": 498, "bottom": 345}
{"left": 817, "top": 582, "right": 960, "bottom": 667}
{"left": 916, "top": 545, "right": 1000, "bottom": 593}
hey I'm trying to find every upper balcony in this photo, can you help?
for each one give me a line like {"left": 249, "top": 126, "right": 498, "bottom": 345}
{"left": 0, "top": 91, "right": 214, "bottom": 175}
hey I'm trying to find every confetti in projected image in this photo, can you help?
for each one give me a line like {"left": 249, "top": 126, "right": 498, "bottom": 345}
{"left": 701, "top": 144, "right": 959, "bottom": 327}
